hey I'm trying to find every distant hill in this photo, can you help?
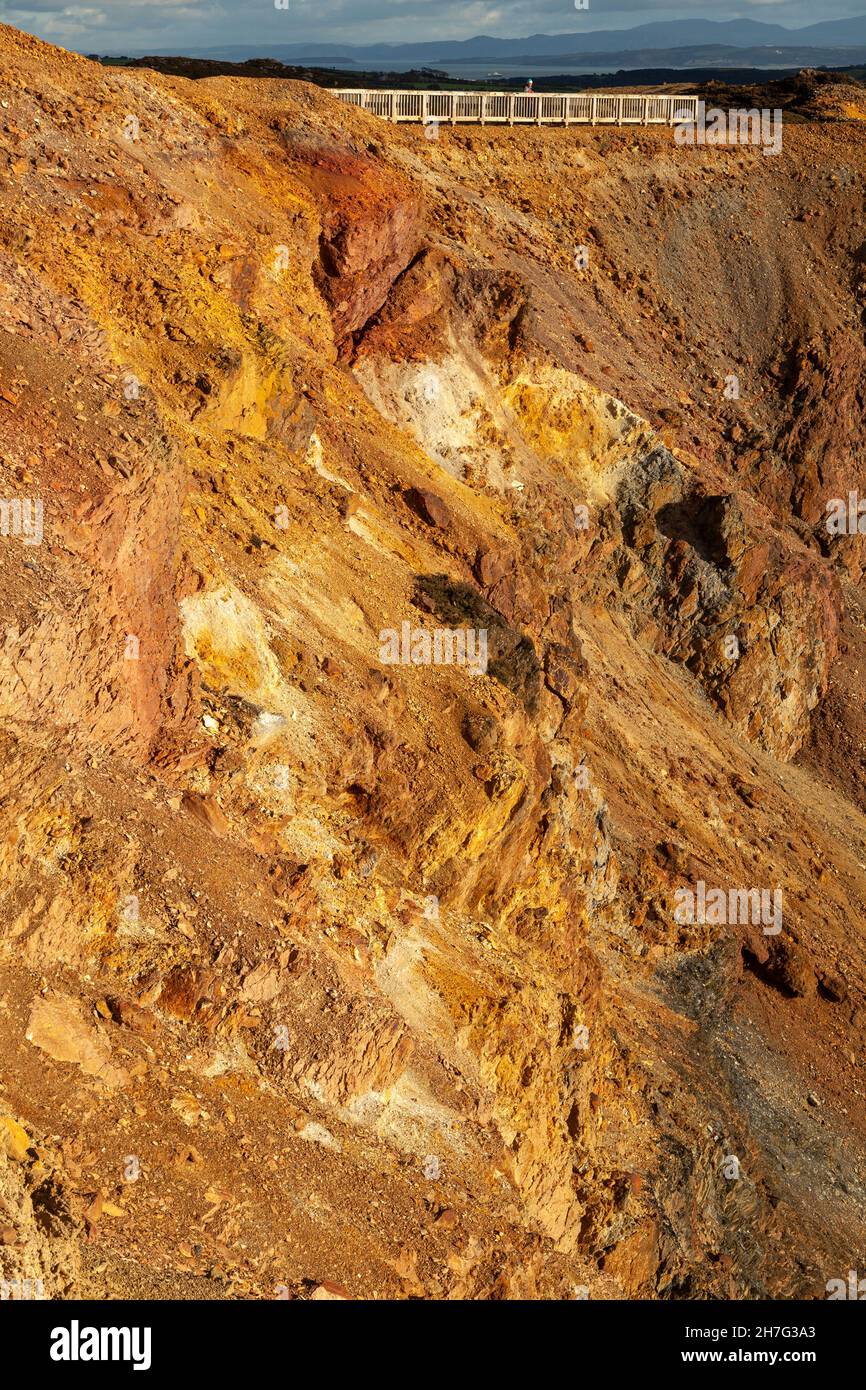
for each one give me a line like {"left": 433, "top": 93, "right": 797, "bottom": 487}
{"left": 104, "top": 54, "right": 866, "bottom": 99}
{"left": 115, "top": 16, "right": 866, "bottom": 64}
{"left": 444, "top": 45, "right": 866, "bottom": 72}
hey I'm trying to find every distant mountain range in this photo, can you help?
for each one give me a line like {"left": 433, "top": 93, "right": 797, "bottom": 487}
{"left": 490, "top": 45, "right": 866, "bottom": 72}
{"left": 120, "top": 16, "right": 866, "bottom": 65}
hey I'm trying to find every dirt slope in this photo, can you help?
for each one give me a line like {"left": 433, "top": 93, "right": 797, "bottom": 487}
{"left": 1, "top": 25, "right": 866, "bottom": 1300}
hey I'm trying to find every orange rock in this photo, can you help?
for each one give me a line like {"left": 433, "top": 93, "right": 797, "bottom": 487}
{"left": 310, "top": 1281, "right": 351, "bottom": 1300}
{"left": 181, "top": 791, "right": 229, "bottom": 837}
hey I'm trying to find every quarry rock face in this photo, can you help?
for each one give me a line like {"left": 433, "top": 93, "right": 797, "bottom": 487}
{"left": 1, "top": 25, "right": 866, "bottom": 1301}
{"left": 307, "top": 145, "right": 423, "bottom": 342}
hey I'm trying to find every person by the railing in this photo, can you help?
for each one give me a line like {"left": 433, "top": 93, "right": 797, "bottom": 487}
{"left": 524, "top": 79, "right": 534, "bottom": 93}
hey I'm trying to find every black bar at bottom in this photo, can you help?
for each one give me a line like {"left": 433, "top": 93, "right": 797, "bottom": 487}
{"left": 2, "top": 1295, "right": 859, "bottom": 1376}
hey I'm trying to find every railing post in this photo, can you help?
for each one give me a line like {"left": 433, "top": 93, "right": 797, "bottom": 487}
{"left": 480, "top": 93, "right": 486, "bottom": 125}
{"left": 508, "top": 93, "right": 514, "bottom": 126}
{"left": 536, "top": 94, "right": 541, "bottom": 126}
{"left": 591, "top": 95, "right": 597, "bottom": 126}
{"left": 561, "top": 95, "right": 567, "bottom": 125}
{"left": 422, "top": 93, "right": 428, "bottom": 125}
{"left": 450, "top": 91, "right": 455, "bottom": 125}
{"left": 616, "top": 96, "right": 623, "bottom": 124}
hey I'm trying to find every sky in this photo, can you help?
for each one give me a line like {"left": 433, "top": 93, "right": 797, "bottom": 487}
{"left": 1, "top": 0, "right": 866, "bottom": 55}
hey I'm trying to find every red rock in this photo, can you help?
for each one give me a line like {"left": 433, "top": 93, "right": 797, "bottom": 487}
{"left": 403, "top": 486, "right": 451, "bottom": 529}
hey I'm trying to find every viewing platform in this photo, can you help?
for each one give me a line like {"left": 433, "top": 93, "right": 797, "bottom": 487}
{"left": 334, "top": 90, "right": 701, "bottom": 127}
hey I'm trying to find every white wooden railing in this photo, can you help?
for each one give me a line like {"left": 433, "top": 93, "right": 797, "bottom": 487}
{"left": 334, "top": 90, "right": 700, "bottom": 126}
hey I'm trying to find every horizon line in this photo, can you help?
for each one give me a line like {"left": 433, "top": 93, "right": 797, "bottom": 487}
{"left": 79, "top": 14, "right": 866, "bottom": 58}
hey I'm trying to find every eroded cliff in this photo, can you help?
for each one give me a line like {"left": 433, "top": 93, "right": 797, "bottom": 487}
{"left": 1, "top": 27, "right": 866, "bottom": 1299}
